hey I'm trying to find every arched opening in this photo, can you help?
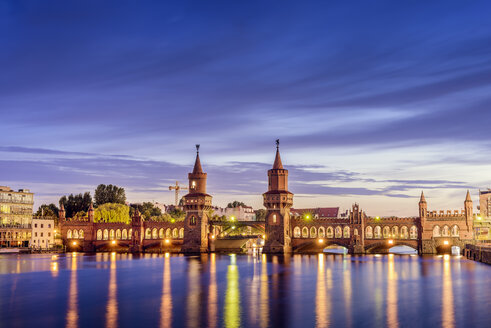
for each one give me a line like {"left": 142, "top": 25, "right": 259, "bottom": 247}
{"left": 159, "top": 228, "right": 164, "bottom": 239}
{"left": 389, "top": 245, "right": 417, "bottom": 255}
{"left": 67, "top": 229, "right": 72, "bottom": 239}
{"left": 354, "top": 228, "right": 359, "bottom": 236}
{"left": 152, "top": 228, "right": 158, "bottom": 239}
{"left": 116, "top": 229, "right": 121, "bottom": 240}
{"left": 374, "top": 226, "right": 381, "bottom": 239}
{"left": 109, "top": 229, "right": 115, "bottom": 240}
{"left": 79, "top": 229, "right": 84, "bottom": 240}
{"left": 335, "top": 226, "right": 342, "bottom": 238}
{"left": 73, "top": 229, "right": 79, "bottom": 239}
{"left": 365, "top": 226, "right": 373, "bottom": 239}
{"left": 326, "top": 227, "right": 333, "bottom": 238}
{"left": 172, "top": 228, "right": 178, "bottom": 238}
{"left": 343, "top": 226, "right": 350, "bottom": 238}
{"left": 103, "top": 229, "right": 109, "bottom": 240}
{"left": 318, "top": 227, "right": 325, "bottom": 238}
{"left": 293, "top": 226, "right": 301, "bottom": 238}
{"left": 129, "top": 229, "right": 132, "bottom": 239}
{"left": 166, "top": 228, "right": 172, "bottom": 238}
{"left": 97, "top": 229, "right": 102, "bottom": 240}
{"left": 433, "top": 225, "right": 441, "bottom": 237}
{"left": 323, "top": 245, "right": 348, "bottom": 254}
{"left": 391, "top": 226, "right": 398, "bottom": 239}
{"left": 179, "top": 228, "right": 184, "bottom": 238}
{"left": 302, "top": 227, "right": 308, "bottom": 238}
{"left": 383, "top": 226, "right": 390, "bottom": 238}
{"left": 400, "top": 226, "right": 408, "bottom": 239}
{"left": 122, "top": 229, "right": 127, "bottom": 240}
{"left": 310, "top": 227, "right": 317, "bottom": 238}
{"left": 442, "top": 225, "right": 450, "bottom": 237}
{"left": 451, "top": 225, "right": 459, "bottom": 237}
{"left": 145, "top": 228, "right": 152, "bottom": 239}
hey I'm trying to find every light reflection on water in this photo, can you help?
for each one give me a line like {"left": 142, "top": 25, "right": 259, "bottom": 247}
{"left": 0, "top": 253, "right": 490, "bottom": 327}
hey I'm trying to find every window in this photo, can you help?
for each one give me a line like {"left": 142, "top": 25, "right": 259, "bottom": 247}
{"left": 172, "top": 228, "right": 178, "bottom": 238}
{"left": 326, "top": 227, "right": 334, "bottom": 238}
{"left": 122, "top": 229, "right": 128, "bottom": 240}
{"left": 310, "top": 227, "right": 317, "bottom": 238}
{"left": 374, "top": 226, "right": 382, "bottom": 239}
{"left": 48, "top": 224, "right": 51, "bottom": 228}
{"left": 318, "top": 227, "right": 325, "bottom": 238}
{"left": 166, "top": 228, "right": 172, "bottom": 238}
{"left": 442, "top": 225, "right": 450, "bottom": 237}
{"left": 433, "top": 226, "right": 440, "bottom": 237}
{"left": 302, "top": 227, "right": 308, "bottom": 238}
{"left": 293, "top": 227, "right": 301, "bottom": 238}
{"left": 392, "top": 226, "right": 398, "bottom": 239}
{"left": 67, "top": 230, "right": 72, "bottom": 239}
{"left": 116, "top": 229, "right": 121, "bottom": 240}
{"left": 410, "top": 226, "right": 418, "bottom": 239}
{"left": 48, "top": 233, "right": 51, "bottom": 237}
{"left": 152, "top": 228, "right": 158, "bottom": 239}
{"left": 97, "top": 230, "right": 102, "bottom": 240}
{"left": 451, "top": 225, "right": 459, "bottom": 237}
{"left": 110, "top": 229, "right": 115, "bottom": 240}
{"left": 145, "top": 228, "right": 152, "bottom": 239}
{"left": 103, "top": 229, "right": 109, "bottom": 240}
{"left": 272, "top": 214, "right": 277, "bottom": 224}
{"left": 401, "top": 226, "right": 408, "bottom": 239}
{"left": 41, "top": 224, "right": 44, "bottom": 228}
{"left": 35, "top": 232, "right": 38, "bottom": 237}
{"left": 35, "top": 224, "right": 37, "bottom": 228}
{"left": 383, "top": 226, "right": 390, "bottom": 238}
{"left": 190, "top": 216, "right": 197, "bottom": 226}
{"left": 179, "top": 228, "right": 184, "bottom": 238}
{"left": 159, "top": 228, "right": 164, "bottom": 239}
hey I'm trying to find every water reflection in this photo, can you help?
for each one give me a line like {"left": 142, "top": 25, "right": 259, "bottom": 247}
{"left": 387, "top": 254, "right": 399, "bottom": 328}
{"left": 208, "top": 253, "right": 218, "bottom": 328}
{"left": 260, "top": 253, "right": 269, "bottom": 328}
{"left": 66, "top": 253, "right": 79, "bottom": 328}
{"left": 442, "top": 255, "right": 455, "bottom": 328}
{"left": 186, "top": 259, "right": 200, "bottom": 328}
{"left": 160, "top": 253, "right": 172, "bottom": 328}
{"left": 315, "top": 254, "right": 330, "bottom": 327}
{"left": 343, "top": 256, "right": 353, "bottom": 328}
{"left": 225, "top": 254, "right": 241, "bottom": 328}
{"left": 106, "top": 252, "right": 118, "bottom": 328}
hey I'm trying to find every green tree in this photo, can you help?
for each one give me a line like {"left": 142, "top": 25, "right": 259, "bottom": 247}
{"left": 94, "top": 203, "right": 131, "bottom": 224}
{"left": 94, "top": 184, "right": 126, "bottom": 206}
{"left": 227, "top": 201, "right": 247, "bottom": 208}
{"left": 59, "top": 192, "right": 92, "bottom": 218}
{"left": 133, "top": 202, "right": 162, "bottom": 220}
{"left": 255, "top": 209, "right": 267, "bottom": 221}
{"left": 35, "top": 204, "right": 59, "bottom": 217}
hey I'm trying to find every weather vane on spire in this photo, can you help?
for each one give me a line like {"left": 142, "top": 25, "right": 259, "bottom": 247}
{"left": 196, "top": 144, "right": 200, "bottom": 153}
{"left": 276, "top": 139, "right": 280, "bottom": 149}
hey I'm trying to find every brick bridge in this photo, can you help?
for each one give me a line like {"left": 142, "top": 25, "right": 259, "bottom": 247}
{"left": 60, "top": 144, "right": 475, "bottom": 254}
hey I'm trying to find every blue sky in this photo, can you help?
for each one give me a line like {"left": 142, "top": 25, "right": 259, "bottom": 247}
{"left": 1, "top": 0, "right": 490, "bottom": 215}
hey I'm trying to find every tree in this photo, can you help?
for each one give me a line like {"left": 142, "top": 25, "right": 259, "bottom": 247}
{"left": 94, "top": 184, "right": 126, "bottom": 206}
{"left": 59, "top": 192, "right": 92, "bottom": 218}
{"left": 35, "top": 204, "right": 59, "bottom": 218}
{"left": 227, "top": 201, "right": 247, "bottom": 208}
{"left": 133, "top": 202, "right": 162, "bottom": 220}
{"left": 94, "top": 203, "right": 131, "bottom": 224}
{"left": 255, "top": 209, "right": 267, "bottom": 221}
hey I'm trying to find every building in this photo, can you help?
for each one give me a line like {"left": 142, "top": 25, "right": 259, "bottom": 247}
{"left": 475, "top": 189, "right": 491, "bottom": 241}
{"left": 31, "top": 218, "right": 55, "bottom": 249}
{"left": 291, "top": 207, "right": 349, "bottom": 220}
{"left": 212, "top": 205, "right": 256, "bottom": 221}
{"left": 0, "top": 186, "right": 34, "bottom": 248}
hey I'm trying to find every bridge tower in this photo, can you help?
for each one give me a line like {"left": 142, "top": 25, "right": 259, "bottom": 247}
{"left": 182, "top": 145, "right": 213, "bottom": 253}
{"left": 130, "top": 208, "right": 144, "bottom": 252}
{"left": 262, "top": 140, "right": 294, "bottom": 254}
{"left": 464, "top": 190, "right": 474, "bottom": 238}
{"left": 349, "top": 204, "right": 365, "bottom": 254}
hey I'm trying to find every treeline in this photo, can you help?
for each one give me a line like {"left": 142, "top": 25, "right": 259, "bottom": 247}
{"left": 36, "top": 184, "right": 185, "bottom": 224}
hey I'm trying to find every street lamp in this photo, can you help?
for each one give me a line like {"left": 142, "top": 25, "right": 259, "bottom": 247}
{"left": 111, "top": 240, "right": 116, "bottom": 245}
{"left": 72, "top": 241, "right": 77, "bottom": 246}
{"left": 388, "top": 239, "right": 394, "bottom": 245}
{"left": 318, "top": 238, "right": 324, "bottom": 244}
{"left": 443, "top": 240, "right": 449, "bottom": 245}
{"left": 165, "top": 239, "right": 170, "bottom": 244}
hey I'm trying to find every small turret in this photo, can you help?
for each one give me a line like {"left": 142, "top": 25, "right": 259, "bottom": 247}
{"left": 88, "top": 202, "right": 94, "bottom": 222}
{"left": 59, "top": 203, "right": 66, "bottom": 221}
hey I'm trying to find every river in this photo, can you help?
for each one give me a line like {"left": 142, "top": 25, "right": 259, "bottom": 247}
{"left": 0, "top": 253, "right": 489, "bottom": 327}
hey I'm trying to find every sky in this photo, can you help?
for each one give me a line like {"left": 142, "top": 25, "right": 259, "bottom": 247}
{"left": 1, "top": 0, "right": 491, "bottom": 216}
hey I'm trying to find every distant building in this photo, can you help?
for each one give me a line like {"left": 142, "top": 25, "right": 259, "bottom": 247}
{"left": 0, "top": 186, "right": 34, "bottom": 248}
{"left": 475, "top": 189, "right": 491, "bottom": 241}
{"left": 212, "top": 205, "right": 256, "bottom": 221}
{"left": 291, "top": 207, "right": 349, "bottom": 219}
{"left": 31, "top": 218, "right": 55, "bottom": 249}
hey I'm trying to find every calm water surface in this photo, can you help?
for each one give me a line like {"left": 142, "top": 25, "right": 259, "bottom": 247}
{"left": 0, "top": 252, "right": 490, "bottom": 328}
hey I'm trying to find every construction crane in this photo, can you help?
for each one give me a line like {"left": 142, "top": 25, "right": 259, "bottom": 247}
{"left": 168, "top": 181, "right": 188, "bottom": 206}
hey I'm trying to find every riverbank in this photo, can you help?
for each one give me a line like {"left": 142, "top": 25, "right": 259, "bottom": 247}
{"left": 464, "top": 243, "right": 491, "bottom": 264}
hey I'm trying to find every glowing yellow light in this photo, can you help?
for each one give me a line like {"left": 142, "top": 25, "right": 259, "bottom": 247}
{"left": 211, "top": 235, "right": 215, "bottom": 239}
{"left": 318, "top": 238, "right": 324, "bottom": 244}
{"left": 388, "top": 239, "right": 394, "bottom": 245}
{"left": 72, "top": 241, "right": 77, "bottom": 246}
{"left": 54, "top": 230, "right": 57, "bottom": 233}
{"left": 111, "top": 240, "right": 116, "bottom": 245}
{"left": 165, "top": 239, "right": 170, "bottom": 244}
{"left": 165, "top": 252, "right": 170, "bottom": 258}
{"left": 231, "top": 226, "right": 235, "bottom": 230}
{"left": 231, "top": 216, "right": 235, "bottom": 221}
{"left": 443, "top": 240, "right": 449, "bottom": 245}
{"left": 306, "top": 215, "right": 310, "bottom": 219}
{"left": 171, "top": 219, "right": 176, "bottom": 223}
{"left": 477, "top": 216, "right": 482, "bottom": 221}
{"left": 262, "top": 234, "right": 266, "bottom": 239}
{"left": 252, "top": 243, "right": 257, "bottom": 247}
{"left": 375, "top": 216, "right": 380, "bottom": 220}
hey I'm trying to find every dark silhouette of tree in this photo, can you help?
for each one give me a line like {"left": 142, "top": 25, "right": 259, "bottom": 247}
{"left": 59, "top": 192, "right": 92, "bottom": 218}
{"left": 227, "top": 201, "right": 247, "bottom": 208}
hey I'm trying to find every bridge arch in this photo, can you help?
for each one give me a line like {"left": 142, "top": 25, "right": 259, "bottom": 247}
{"left": 374, "top": 226, "right": 381, "bottom": 239}
{"left": 401, "top": 226, "right": 408, "bottom": 239}
{"left": 302, "top": 227, "right": 308, "bottom": 238}
{"left": 152, "top": 228, "right": 158, "bottom": 239}
{"left": 179, "top": 228, "right": 184, "bottom": 238}
{"left": 326, "top": 226, "right": 333, "bottom": 238}
{"left": 383, "top": 226, "right": 390, "bottom": 238}
{"left": 145, "top": 228, "right": 151, "bottom": 239}
{"left": 318, "top": 227, "right": 325, "bottom": 238}
{"left": 103, "top": 229, "right": 108, "bottom": 240}
{"left": 343, "top": 226, "right": 350, "bottom": 238}
{"left": 116, "top": 229, "right": 121, "bottom": 240}
{"left": 366, "top": 226, "right": 373, "bottom": 239}
{"left": 335, "top": 226, "right": 342, "bottom": 238}
{"left": 122, "top": 229, "right": 127, "bottom": 240}
{"left": 97, "top": 229, "right": 102, "bottom": 240}
{"left": 293, "top": 226, "right": 301, "bottom": 238}
{"left": 310, "top": 227, "right": 317, "bottom": 238}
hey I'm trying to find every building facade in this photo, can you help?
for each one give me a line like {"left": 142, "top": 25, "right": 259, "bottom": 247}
{"left": 0, "top": 186, "right": 34, "bottom": 248}
{"left": 31, "top": 218, "right": 55, "bottom": 249}
{"left": 475, "top": 189, "right": 491, "bottom": 241}
{"left": 212, "top": 205, "right": 256, "bottom": 221}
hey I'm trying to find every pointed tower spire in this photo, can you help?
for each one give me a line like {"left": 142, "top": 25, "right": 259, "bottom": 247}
{"left": 420, "top": 191, "right": 426, "bottom": 203}
{"left": 273, "top": 139, "right": 283, "bottom": 169}
{"left": 465, "top": 190, "right": 472, "bottom": 202}
{"left": 192, "top": 144, "right": 203, "bottom": 174}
